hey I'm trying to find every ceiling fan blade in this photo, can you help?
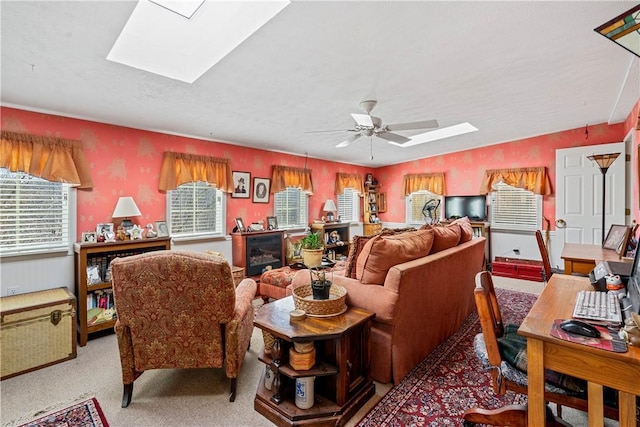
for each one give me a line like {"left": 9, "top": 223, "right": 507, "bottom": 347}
{"left": 351, "top": 113, "right": 373, "bottom": 127}
{"left": 337, "top": 134, "right": 362, "bottom": 148}
{"left": 377, "top": 132, "right": 410, "bottom": 144}
{"left": 386, "top": 119, "right": 439, "bottom": 132}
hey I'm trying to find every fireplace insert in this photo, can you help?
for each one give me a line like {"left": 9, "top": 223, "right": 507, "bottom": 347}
{"left": 245, "top": 233, "right": 284, "bottom": 276}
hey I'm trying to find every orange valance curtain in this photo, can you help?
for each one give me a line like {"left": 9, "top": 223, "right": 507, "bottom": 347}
{"left": 0, "top": 131, "right": 93, "bottom": 189}
{"left": 402, "top": 173, "right": 446, "bottom": 196}
{"left": 334, "top": 172, "right": 364, "bottom": 195}
{"left": 158, "top": 151, "right": 233, "bottom": 192}
{"left": 270, "top": 165, "right": 314, "bottom": 194}
{"left": 479, "top": 167, "right": 552, "bottom": 195}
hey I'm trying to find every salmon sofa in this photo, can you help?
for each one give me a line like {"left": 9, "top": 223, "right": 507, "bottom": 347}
{"left": 290, "top": 220, "right": 486, "bottom": 384}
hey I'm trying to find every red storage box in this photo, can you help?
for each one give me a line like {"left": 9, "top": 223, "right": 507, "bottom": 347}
{"left": 492, "top": 257, "right": 544, "bottom": 282}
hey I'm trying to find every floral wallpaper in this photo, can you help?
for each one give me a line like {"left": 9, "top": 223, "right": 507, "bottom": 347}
{"left": 2, "top": 101, "right": 638, "bottom": 238}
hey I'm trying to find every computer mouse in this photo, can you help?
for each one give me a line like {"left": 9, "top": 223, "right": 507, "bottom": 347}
{"left": 560, "top": 319, "right": 601, "bottom": 338}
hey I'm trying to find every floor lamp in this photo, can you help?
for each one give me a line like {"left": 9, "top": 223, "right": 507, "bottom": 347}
{"left": 587, "top": 153, "right": 620, "bottom": 243}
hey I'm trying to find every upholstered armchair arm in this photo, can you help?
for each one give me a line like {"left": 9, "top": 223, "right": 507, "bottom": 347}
{"left": 224, "top": 278, "right": 258, "bottom": 378}
{"left": 114, "top": 320, "right": 143, "bottom": 385}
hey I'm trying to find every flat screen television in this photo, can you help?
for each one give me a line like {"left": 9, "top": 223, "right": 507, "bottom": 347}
{"left": 444, "top": 195, "right": 487, "bottom": 221}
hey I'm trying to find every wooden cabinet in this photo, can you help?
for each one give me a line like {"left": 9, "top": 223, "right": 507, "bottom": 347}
{"left": 310, "top": 222, "right": 350, "bottom": 260}
{"left": 73, "top": 237, "right": 171, "bottom": 346}
{"left": 363, "top": 184, "right": 383, "bottom": 236}
{"left": 253, "top": 297, "right": 375, "bottom": 426}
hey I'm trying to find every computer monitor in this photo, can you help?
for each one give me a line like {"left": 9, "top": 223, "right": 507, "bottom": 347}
{"left": 625, "top": 248, "right": 640, "bottom": 315}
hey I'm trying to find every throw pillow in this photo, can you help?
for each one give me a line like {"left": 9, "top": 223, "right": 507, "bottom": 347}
{"left": 451, "top": 216, "right": 474, "bottom": 243}
{"left": 356, "top": 228, "right": 435, "bottom": 285}
{"left": 344, "top": 235, "right": 374, "bottom": 279}
{"left": 423, "top": 224, "right": 461, "bottom": 253}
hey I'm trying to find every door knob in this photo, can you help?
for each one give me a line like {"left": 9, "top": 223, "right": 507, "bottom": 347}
{"left": 556, "top": 219, "right": 566, "bottom": 228}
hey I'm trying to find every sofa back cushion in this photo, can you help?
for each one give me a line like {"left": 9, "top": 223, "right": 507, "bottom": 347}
{"left": 426, "top": 223, "right": 462, "bottom": 254}
{"left": 451, "top": 216, "right": 474, "bottom": 243}
{"left": 356, "top": 228, "right": 435, "bottom": 285}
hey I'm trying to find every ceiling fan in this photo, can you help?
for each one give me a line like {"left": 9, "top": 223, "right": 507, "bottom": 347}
{"left": 310, "top": 100, "right": 439, "bottom": 148}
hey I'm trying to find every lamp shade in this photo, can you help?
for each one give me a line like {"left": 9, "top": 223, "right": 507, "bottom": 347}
{"left": 323, "top": 199, "right": 337, "bottom": 212}
{"left": 112, "top": 196, "right": 142, "bottom": 219}
{"left": 587, "top": 153, "right": 620, "bottom": 171}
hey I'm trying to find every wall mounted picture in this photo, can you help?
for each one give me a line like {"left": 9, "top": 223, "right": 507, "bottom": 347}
{"left": 155, "top": 221, "right": 169, "bottom": 237}
{"left": 253, "top": 177, "right": 270, "bottom": 203}
{"left": 232, "top": 171, "right": 250, "bottom": 198}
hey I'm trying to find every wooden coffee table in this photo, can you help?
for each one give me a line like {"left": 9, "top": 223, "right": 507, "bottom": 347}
{"left": 253, "top": 296, "right": 375, "bottom": 427}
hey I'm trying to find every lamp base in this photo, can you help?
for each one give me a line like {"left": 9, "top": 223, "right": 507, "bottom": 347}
{"left": 326, "top": 212, "right": 335, "bottom": 222}
{"left": 120, "top": 218, "right": 134, "bottom": 230}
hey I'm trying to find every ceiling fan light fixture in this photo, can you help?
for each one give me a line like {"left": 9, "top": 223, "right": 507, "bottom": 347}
{"left": 389, "top": 122, "right": 478, "bottom": 147}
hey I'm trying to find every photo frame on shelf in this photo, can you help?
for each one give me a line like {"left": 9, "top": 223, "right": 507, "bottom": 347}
{"left": 365, "top": 173, "right": 373, "bottom": 185}
{"left": 155, "top": 221, "right": 169, "bottom": 237}
{"left": 232, "top": 171, "right": 250, "bottom": 198}
{"left": 267, "top": 216, "right": 278, "bottom": 230}
{"left": 253, "top": 177, "right": 270, "bottom": 203}
{"left": 82, "top": 231, "right": 97, "bottom": 243}
{"left": 235, "top": 217, "right": 246, "bottom": 233}
{"left": 602, "top": 224, "right": 630, "bottom": 253}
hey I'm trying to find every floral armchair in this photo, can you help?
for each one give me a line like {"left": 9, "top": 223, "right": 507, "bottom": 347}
{"left": 111, "top": 250, "right": 257, "bottom": 407}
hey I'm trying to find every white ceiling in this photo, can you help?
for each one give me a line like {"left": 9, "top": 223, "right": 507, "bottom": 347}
{"left": 1, "top": 1, "right": 639, "bottom": 168}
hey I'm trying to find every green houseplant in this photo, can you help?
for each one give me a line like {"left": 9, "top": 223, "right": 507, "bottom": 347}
{"left": 301, "top": 231, "right": 324, "bottom": 268}
{"left": 309, "top": 268, "right": 331, "bottom": 300}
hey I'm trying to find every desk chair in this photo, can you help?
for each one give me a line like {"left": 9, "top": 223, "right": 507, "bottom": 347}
{"left": 462, "top": 271, "right": 619, "bottom": 426}
{"left": 536, "top": 230, "right": 554, "bottom": 283}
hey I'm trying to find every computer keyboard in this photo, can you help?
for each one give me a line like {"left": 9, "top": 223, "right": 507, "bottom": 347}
{"left": 572, "top": 290, "right": 622, "bottom": 325}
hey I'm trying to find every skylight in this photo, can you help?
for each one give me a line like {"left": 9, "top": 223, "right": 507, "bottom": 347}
{"left": 388, "top": 123, "right": 479, "bottom": 147}
{"left": 107, "top": 0, "right": 290, "bottom": 83}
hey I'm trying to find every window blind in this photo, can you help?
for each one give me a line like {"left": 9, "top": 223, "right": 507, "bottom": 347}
{"left": 337, "top": 188, "right": 358, "bottom": 222}
{"left": 490, "top": 182, "right": 542, "bottom": 231}
{"left": 274, "top": 187, "right": 308, "bottom": 228}
{"left": 168, "top": 182, "right": 224, "bottom": 236}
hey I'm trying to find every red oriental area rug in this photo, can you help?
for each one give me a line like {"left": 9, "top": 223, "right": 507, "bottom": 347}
{"left": 357, "top": 288, "right": 536, "bottom": 426}
{"left": 18, "top": 398, "right": 109, "bottom": 427}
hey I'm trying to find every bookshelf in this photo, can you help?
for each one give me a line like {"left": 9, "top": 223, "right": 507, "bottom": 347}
{"left": 73, "top": 237, "right": 171, "bottom": 346}
{"left": 363, "top": 183, "right": 382, "bottom": 236}
{"left": 310, "top": 222, "right": 350, "bottom": 260}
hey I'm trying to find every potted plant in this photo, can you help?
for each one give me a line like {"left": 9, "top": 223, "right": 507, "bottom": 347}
{"left": 301, "top": 231, "right": 324, "bottom": 268}
{"left": 309, "top": 268, "right": 331, "bottom": 300}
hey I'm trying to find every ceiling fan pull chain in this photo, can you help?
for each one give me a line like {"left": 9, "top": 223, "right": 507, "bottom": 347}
{"left": 370, "top": 137, "right": 374, "bottom": 160}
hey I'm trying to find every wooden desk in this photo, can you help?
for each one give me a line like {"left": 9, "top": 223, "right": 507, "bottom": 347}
{"left": 561, "top": 243, "right": 623, "bottom": 275}
{"left": 518, "top": 275, "right": 640, "bottom": 427}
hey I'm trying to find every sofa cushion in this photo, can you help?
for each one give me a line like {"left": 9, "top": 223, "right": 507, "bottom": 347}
{"left": 356, "top": 229, "right": 435, "bottom": 285}
{"left": 451, "top": 216, "right": 474, "bottom": 243}
{"left": 421, "top": 223, "right": 461, "bottom": 253}
{"left": 344, "top": 235, "right": 374, "bottom": 279}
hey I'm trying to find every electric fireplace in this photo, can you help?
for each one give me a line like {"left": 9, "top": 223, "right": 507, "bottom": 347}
{"left": 232, "top": 230, "right": 285, "bottom": 276}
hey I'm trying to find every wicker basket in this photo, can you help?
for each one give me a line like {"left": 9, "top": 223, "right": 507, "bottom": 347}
{"left": 262, "top": 331, "right": 275, "bottom": 354}
{"left": 292, "top": 285, "right": 347, "bottom": 317}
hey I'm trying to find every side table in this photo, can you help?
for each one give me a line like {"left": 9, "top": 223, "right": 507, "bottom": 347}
{"left": 253, "top": 296, "right": 375, "bottom": 426}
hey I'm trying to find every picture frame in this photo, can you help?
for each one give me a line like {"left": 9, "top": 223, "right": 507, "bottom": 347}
{"left": 235, "top": 217, "right": 246, "bottom": 233}
{"left": 602, "top": 224, "right": 629, "bottom": 253}
{"left": 253, "top": 177, "right": 271, "bottom": 203}
{"left": 155, "top": 221, "right": 169, "bottom": 237}
{"left": 378, "top": 192, "right": 387, "bottom": 213}
{"left": 365, "top": 173, "right": 373, "bottom": 185}
{"left": 82, "top": 231, "right": 97, "bottom": 243}
{"left": 232, "top": 171, "right": 251, "bottom": 198}
{"left": 267, "top": 216, "right": 278, "bottom": 230}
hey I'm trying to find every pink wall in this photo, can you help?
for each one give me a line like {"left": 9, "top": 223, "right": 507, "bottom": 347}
{"left": 624, "top": 99, "right": 640, "bottom": 226}
{"left": 378, "top": 122, "right": 628, "bottom": 230}
{"left": 1, "top": 107, "right": 370, "bottom": 239}
{"left": 2, "top": 103, "right": 638, "bottom": 238}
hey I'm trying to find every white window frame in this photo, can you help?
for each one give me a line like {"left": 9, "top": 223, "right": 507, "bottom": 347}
{"left": 0, "top": 168, "right": 76, "bottom": 257}
{"left": 274, "top": 187, "right": 308, "bottom": 229}
{"left": 405, "top": 190, "right": 444, "bottom": 225}
{"left": 166, "top": 181, "right": 226, "bottom": 240}
{"left": 489, "top": 181, "right": 542, "bottom": 231}
{"left": 337, "top": 187, "right": 359, "bottom": 223}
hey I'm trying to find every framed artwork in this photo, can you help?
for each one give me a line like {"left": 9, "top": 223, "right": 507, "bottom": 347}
{"left": 235, "top": 218, "right": 246, "bottom": 233}
{"left": 155, "top": 221, "right": 169, "bottom": 237}
{"left": 602, "top": 224, "right": 629, "bottom": 253}
{"left": 232, "top": 171, "right": 250, "bottom": 198}
{"left": 82, "top": 231, "right": 97, "bottom": 243}
{"left": 253, "top": 177, "right": 270, "bottom": 203}
{"left": 267, "top": 216, "right": 278, "bottom": 230}
{"left": 365, "top": 173, "right": 373, "bottom": 185}
{"left": 378, "top": 192, "right": 387, "bottom": 213}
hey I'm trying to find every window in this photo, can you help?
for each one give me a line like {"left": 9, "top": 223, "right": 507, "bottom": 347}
{"left": 167, "top": 181, "right": 225, "bottom": 238}
{"left": 0, "top": 168, "right": 74, "bottom": 256}
{"left": 337, "top": 188, "right": 359, "bottom": 222}
{"left": 406, "top": 191, "right": 443, "bottom": 225}
{"left": 490, "top": 182, "right": 542, "bottom": 231}
{"left": 274, "top": 187, "right": 308, "bottom": 228}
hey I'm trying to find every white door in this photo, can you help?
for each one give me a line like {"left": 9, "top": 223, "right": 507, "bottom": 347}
{"left": 555, "top": 142, "right": 625, "bottom": 253}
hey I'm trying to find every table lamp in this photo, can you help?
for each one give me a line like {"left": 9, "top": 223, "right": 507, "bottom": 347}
{"left": 323, "top": 199, "right": 337, "bottom": 222}
{"left": 112, "top": 196, "right": 142, "bottom": 229}
{"left": 587, "top": 152, "right": 620, "bottom": 243}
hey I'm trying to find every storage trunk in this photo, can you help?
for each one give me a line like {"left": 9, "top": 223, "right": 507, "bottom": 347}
{"left": 1, "top": 287, "right": 77, "bottom": 380}
{"left": 492, "top": 257, "right": 544, "bottom": 282}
